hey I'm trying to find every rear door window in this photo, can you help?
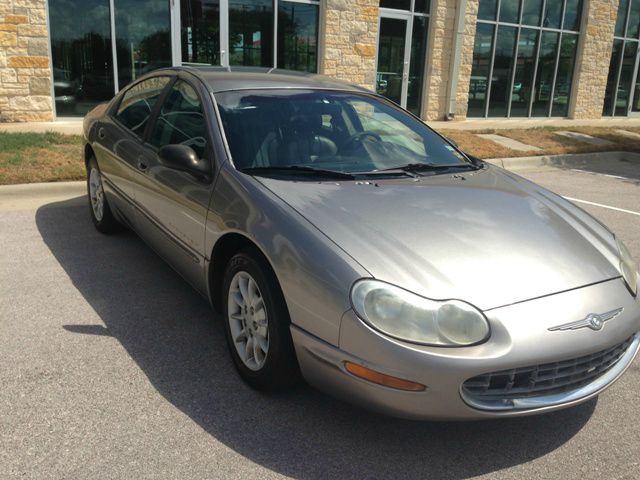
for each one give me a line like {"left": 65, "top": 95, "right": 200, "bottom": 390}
{"left": 115, "top": 76, "right": 171, "bottom": 137}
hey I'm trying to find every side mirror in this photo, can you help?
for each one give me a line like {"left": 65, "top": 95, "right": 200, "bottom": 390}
{"left": 158, "top": 144, "right": 210, "bottom": 182}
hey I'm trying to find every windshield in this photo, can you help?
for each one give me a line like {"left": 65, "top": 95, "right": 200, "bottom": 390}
{"left": 214, "top": 89, "right": 470, "bottom": 175}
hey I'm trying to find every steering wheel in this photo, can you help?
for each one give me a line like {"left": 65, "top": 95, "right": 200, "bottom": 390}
{"left": 338, "top": 131, "right": 382, "bottom": 155}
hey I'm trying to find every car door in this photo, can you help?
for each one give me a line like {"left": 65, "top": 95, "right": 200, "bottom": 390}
{"left": 93, "top": 76, "right": 172, "bottom": 221}
{"left": 132, "top": 76, "right": 217, "bottom": 295}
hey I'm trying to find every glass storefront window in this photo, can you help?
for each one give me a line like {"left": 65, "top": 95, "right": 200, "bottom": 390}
{"left": 478, "top": 0, "right": 498, "bottom": 21}
{"left": 510, "top": 28, "right": 538, "bottom": 117}
{"left": 467, "top": 23, "right": 494, "bottom": 117}
{"left": 277, "top": 1, "right": 319, "bottom": 72}
{"left": 531, "top": 31, "right": 558, "bottom": 117}
{"left": 48, "top": 0, "right": 321, "bottom": 118}
{"left": 406, "top": 16, "right": 428, "bottom": 115}
{"left": 499, "top": 0, "right": 520, "bottom": 24}
{"left": 552, "top": 34, "right": 578, "bottom": 116}
{"left": 488, "top": 26, "right": 517, "bottom": 117}
{"left": 229, "top": 0, "right": 273, "bottom": 66}
{"left": 380, "top": 0, "right": 411, "bottom": 10}
{"left": 563, "top": 0, "right": 583, "bottom": 32}
{"left": 376, "top": 18, "right": 406, "bottom": 106}
{"left": 469, "top": 0, "right": 583, "bottom": 117}
{"left": 522, "top": 0, "right": 543, "bottom": 27}
{"left": 181, "top": 0, "right": 221, "bottom": 66}
{"left": 543, "top": 1, "right": 562, "bottom": 29}
{"left": 114, "top": 0, "right": 172, "bottom": 88}
{"left": 604, "top": 0, "right": 640, "bottom": 116}
{"left": 48, "top": 0, "right": 115, "bottom": 116}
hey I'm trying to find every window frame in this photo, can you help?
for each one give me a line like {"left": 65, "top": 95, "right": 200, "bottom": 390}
{"left": 604, "top": 0, "right": 640, "bottom": 116}
{"left": 140, "top": 72, "right": 221, "bottom": 181}
{"left": 471, "top": 0, "right": 583, "bottom": 118}
{"left": 110, "top": 74, "right": 175, "bottom": 140}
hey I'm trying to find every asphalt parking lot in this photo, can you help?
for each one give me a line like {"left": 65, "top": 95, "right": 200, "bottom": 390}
{"left": 1, "top": 158, "right": 639, "bottom": 479}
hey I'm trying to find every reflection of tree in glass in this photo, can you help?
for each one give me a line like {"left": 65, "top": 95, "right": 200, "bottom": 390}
{"left": 278, "top": 2, "right": 318, "bottom": 72}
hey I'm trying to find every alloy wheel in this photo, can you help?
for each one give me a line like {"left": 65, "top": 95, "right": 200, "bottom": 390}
{"left": 227, "top": 271, "right": 269, "bottom": 371}
{"left": 89, "top": 167, "right": 105, "bottom": 222}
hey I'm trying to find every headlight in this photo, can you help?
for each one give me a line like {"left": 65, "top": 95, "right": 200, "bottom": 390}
{"left": 350, "top": 279, "right": 490, "bottom": 347}
{"left": 617, "top": 238, "right": 638, "bottom": 296}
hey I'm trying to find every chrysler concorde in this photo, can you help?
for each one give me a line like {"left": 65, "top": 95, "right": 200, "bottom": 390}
{"left": 82, "top": 67, "right": 640, "bottom": 419}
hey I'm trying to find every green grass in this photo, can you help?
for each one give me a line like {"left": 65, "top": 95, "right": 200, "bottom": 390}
{"left": 0, "top": 132, "right": 84, "bottom": 185}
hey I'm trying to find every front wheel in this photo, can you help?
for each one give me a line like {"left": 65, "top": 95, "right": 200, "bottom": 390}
{"left": 222, "top": 249, "right": 300, "bottom": 391}
{"left": 87, "top": 156, "right": 121, "bottom": 234}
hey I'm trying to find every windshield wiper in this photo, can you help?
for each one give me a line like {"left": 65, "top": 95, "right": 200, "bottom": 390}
{"left": 241, "top": 165, "right": 356, "bottom": 180}
{"left": 377, "top": 162, "right": 478, "bottom": 173}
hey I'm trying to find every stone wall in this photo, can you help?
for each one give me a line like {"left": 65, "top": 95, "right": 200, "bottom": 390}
{"left": 570, "top": 0, "right": 619, "bottom": 119}
{"left": 422, "top": 0, "right": 477, "bottom": 121}
{"left": 320, "top": 0, "right": 379, "bottom": 90}
{"left": 0, "top": 0, "right": 53, "bottom": 122}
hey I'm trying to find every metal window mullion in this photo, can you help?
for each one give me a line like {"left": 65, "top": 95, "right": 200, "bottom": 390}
{"left": 506, "top": 0, "right": 526, "bottom": 118}
{"left": 476, "top": 19, "right": 567, "bottom": 34}
{"left": 627, "top": 42, "right": 640, "bottom": 114}
{"left": 611, "top": 40, "right": 627, "bottom": 115}
{"left": 624, "top": 0, "right": 633, "bottom": 38}
{"left": 548, "top": 0, "right": 567, "bottom": 116}
{"left": 273, "top": 0, "right": 278, "bottom": 68}
{"left": 109, "top": 0, "right": 119, "bottom": 92}
{"left": 484, "top": 0, "right": 501, "bottom": 118}
{"left": 400, "top": 14, "right": 413, "bottom": 109}
{"left": 220, "top": 0, "right": 229, "bottom": 67}
{"left": 548, "top": 31, "right": 563, "bottom": 117}
{"left": 527, "top": 0, "right": 546, "bottom": 117}
{"left": 44, "top": 0, "right": 57, "bottom": 118}
{"left": 171, "top": 0, "right": 182, "bottom": 66}
{"left": 506, "top": 27, "right": 521, "bottom": 118}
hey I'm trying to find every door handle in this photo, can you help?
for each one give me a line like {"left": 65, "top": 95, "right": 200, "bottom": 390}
{"left": 98, "top": 127, "right": 106, "bottom": 140}
{"left": 137, "top": 158, "right": 148, "bottom": 172}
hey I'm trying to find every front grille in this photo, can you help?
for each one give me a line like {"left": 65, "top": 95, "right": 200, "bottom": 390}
{"left": 462, "top": 335, "right": 635, "bottom": 401}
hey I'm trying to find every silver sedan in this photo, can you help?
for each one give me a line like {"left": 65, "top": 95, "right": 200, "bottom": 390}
{"left": 83, "top": 67, "right": 640, "bottom": 420}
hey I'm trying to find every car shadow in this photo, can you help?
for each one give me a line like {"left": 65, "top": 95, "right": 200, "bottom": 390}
{"left": 550, "top": 153, "right": 640, "bottom": 186}
{"left": 36, "top": 196, "right": 596, "bottom": 480}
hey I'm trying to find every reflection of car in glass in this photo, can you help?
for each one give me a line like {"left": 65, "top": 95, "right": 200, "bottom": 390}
{"left": 83, "top": 67, "right": 640, "bottom": 420}
{"left": 53, "top": 67, "right": 77, "bottom": 106}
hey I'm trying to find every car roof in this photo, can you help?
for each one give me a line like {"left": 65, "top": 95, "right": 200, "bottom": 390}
{"left": 152, "top": 66, "right": 372, "bottom": 94}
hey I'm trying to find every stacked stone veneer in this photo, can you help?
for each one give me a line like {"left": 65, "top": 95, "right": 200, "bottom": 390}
{"left": 321, "top": 0, "right": 379, "bottom": 90}
{"left": 570, "top": 0, "right": 619, "bottom": 119}
{"left": 0, "top": 0, "right": 53, "bottom": 122}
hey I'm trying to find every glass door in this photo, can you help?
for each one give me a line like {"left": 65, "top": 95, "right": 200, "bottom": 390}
{"left": 376, "top": 14, "right": 411, "bottom": 109}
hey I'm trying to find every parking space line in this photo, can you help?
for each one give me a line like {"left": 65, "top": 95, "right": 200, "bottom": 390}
{"left": 568, "top": 169, "right": 630, "bottom": 181}
{"left": 564, "top": 197, "right": 640, "bottom": 217}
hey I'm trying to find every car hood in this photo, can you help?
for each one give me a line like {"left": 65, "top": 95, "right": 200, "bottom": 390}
{"left": 256, "top": 166, "right": 621, "bottom": 311}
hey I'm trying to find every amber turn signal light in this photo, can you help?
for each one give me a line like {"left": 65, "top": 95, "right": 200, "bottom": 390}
{"left": 344, "top": 361, "right": 426, "bottom": 392}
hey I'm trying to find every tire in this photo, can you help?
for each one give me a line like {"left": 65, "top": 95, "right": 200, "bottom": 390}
{"left": 86, "top": 156, "right": 122, "bottom": 234}
{"left": 222, "top": 248, "right": 300, "bottom": 391}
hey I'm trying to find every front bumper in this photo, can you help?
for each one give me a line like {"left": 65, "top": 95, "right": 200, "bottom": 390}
{"left": 291, "top": 278, "right": 640, "bottom": 420}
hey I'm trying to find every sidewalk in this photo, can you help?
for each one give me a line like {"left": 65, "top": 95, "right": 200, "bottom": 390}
{"left": 427, "top": 117, "right": 640, "bottom": 130}
{"left": 0, "top": 120, "right": 83, "bottom": 136}
{"left": 4, "top": 117, "right": 640, "bottom": 136}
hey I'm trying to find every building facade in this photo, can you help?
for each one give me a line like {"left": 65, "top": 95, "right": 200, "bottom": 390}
{"left": 0, "top": 0, "right": 637, "bottom": 123}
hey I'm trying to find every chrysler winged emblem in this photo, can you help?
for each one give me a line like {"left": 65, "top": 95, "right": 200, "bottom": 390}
{"left": 548, "top": 308, "right": 623, "bottom": 332}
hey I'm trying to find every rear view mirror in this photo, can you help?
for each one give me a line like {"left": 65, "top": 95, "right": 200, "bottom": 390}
{"left": 158, "top": 144, "right": 210, "bottom": 182}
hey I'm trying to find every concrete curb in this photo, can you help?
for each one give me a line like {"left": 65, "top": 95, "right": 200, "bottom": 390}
{"left": 485, "top": 151, "right": 640, "bottom": 171}
{"left": 0, "top": 181, "right": 85, "bottom": 211}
